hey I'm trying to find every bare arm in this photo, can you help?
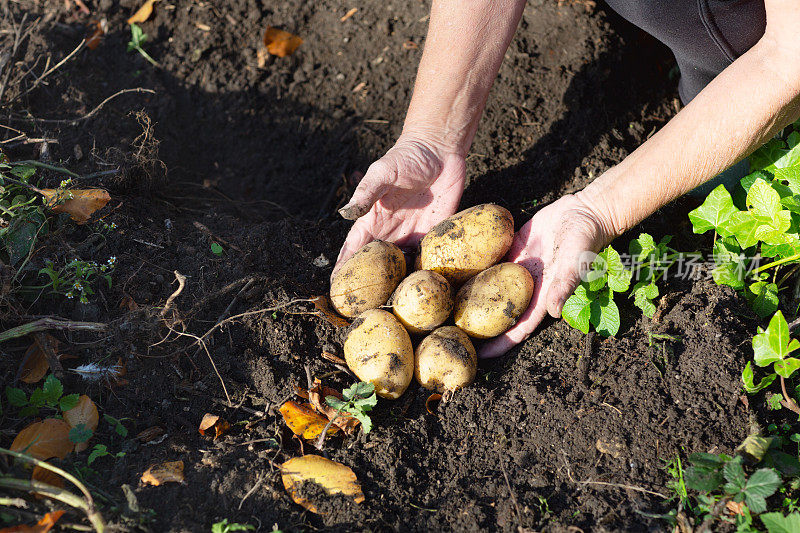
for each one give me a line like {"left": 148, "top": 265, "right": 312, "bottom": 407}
{"left": 580, "top": 0, "right": 800, "bottom": 238}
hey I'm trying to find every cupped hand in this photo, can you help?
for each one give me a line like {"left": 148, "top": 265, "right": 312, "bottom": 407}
{"left": 478, "top": 193, "right": 617, "bottom": 358}
{"left": 333, "top": 134, "right": 466, "bottom": 278}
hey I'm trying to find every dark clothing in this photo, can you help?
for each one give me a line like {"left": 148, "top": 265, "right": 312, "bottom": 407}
{"left": 605, "top": 0, "right": 766, "bottom": 103}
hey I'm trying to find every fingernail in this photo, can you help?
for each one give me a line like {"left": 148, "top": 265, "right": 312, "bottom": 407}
{"left": 338, "top": 202, "right": 368, "bottom": 220}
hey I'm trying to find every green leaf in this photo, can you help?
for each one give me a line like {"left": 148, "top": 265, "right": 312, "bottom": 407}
{"left": 352, "top": 411, "right": 372, "bottom": 434}
{"left": 87, "top": 444, "right": 109, "bottom": 465}
{"left": 685, "top": 466, "right": 724, "bottom": 492}
{"left": 69, "top": 423, "right": 93, "bottom": 444}
{"left": 745, "top": 468, "right": 781, "bottom": 498}
{"left": 729, "top": 211, "right": 761, "bottom": 249}
{"left": 2, "top": 208, "right": 46, "bottom": 266}
{"left": 767, "top": 392, "right": 784, "bottom": 410}
{"left": 9, "top": 165, "right": 36, "bottom": 179}
{"left": 751, "top": 138, "right": 789, "bottom": 172}
{"left": 353, "top": 394, "right": 377, "bottom": 411}
{"left": 760, "top": 512, "right": 800, "bottom": 533}
{"left": 689, "top": 452, "right": 726, "bottom": 468}
{"left": 748, "top": 179, "right": 783, "bottom": 219}
{"left": 325, "top": 396, "right": 347, "bottom": 410}
{"left": 746, "top": 282, "right": 779, "bottom": 318}
{"left": 348, "top": 381, "right": 375, "bottom": 399}
{"left": 762, "top": 449, "right": 800, "bottom": 477}
{"left": 633, "top": 281, "right": 659, "bottom": 318}
{"left": 590, "top": 290, "right": 620, "bottom": 337}
{"left": 42, "top": 375, "right": 63, "bottom": 406}
{"left": 103, "top": 414, "right": 128, "bottom": 437}
{"left": 210, "top": 242, "right": 223, "bottom": 256}
{"left": 723, "top": 456, "right": 746, "bottom": 493}
{"left": 5, "top": 386, "right": 27, "bottom": 407}
{"left": 742, "top": 362, "right": 777, "bottom": 393}
{"left": 752, "top": 311, "right": 799, "bottom": 367}
{"left": 689, "top": 184, "right": 739, "bottom": 235}
{"left": 712, "top": 261, "right": 746, "bottom": 290}
{"left": 629, "top": 233, "right": 656, "bottom": 262}
{"left": 774, "top": 357, "right": 800, "bottom": 379}
{"left": 562, "top": 284, "right": 592, "bottom": 334}
{"left": 600, "top": 247, "right": 631, "bottom": 293}
{"left": 59, "top": 394, "right": 80, "bottom": 411}
{"left": 29, "top": 388, "right": 47, "bottom": 408}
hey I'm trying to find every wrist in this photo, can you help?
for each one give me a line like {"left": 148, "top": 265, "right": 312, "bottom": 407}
{"left": 574, "top": 169, "right": 630, "bottom": 244}
{"left": 397, "top": 125, "right": 468, "bottom": 159}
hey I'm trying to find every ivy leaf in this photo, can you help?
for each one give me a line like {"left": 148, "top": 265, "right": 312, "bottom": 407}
{"left": 589, "top": 289, "right": 620, "bottom": 337}
{"left": 746, "top": 282, "right": 779, "bottom": 318}
{"left": 688, "top": 184, "right": 739, "bottom": 235}
{"left": 728, "top": 211, "right": 760, "bottom": 249}
{"left": 752, "top": 311, "right": 800, "bottom": 367}
{"left": 748, "top": 179, "right": 783, "bottom": 219}
{"left": 712, "top": 261, "right": 746, "bottom": 290}
{"left": 562, "top": 284, "right": 592, "bottom": 334}
{"left": 750, "top": 138, "right": 790, "bottom": 172}
{"left": 742, "top": 362, "right": 777, "bottom": 393}
{"left": 774, "top": 357, "right": 800, "bottom": 379}
{"left": 774, "top": 131, "right": 800, "bottom": 169}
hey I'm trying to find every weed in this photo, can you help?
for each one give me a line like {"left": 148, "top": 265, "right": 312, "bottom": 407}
{"left": 211, "top": 242, "right": 223, "bottom": 256}
{"left": 127, "top": 24, "right": 159, "bottom": 67}
{"left": 211, "top": 519, "right": 256, "bottom": 533}
{"left": 325, "top": 381, "right": 378, "bottom": 434}
{"left": 5, "top": 374, "right": 79, "bottom": 417}
{"left": 87, "top": 444, "right": 125, "bottom": 466}
{"left": 33, "top": 257, "right": 116, "bottom": 304}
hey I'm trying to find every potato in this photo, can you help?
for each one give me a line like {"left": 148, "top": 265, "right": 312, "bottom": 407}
{"left": 419, "top": 204, "right": 514, "bottom": 285}
{"left": 392, "top": 270, "right": 453, "bottom": 334}
{"left": 454, "top": 262, "right": 534, "bottom": 339}
{"left": 415, "top": 326, "right": 477, "bottom": 393}
{"left": 343, "top": 309, "right": 414, "bottom": 399}
{"left": 330, "top": 241, "right": 406, "bottom": 318}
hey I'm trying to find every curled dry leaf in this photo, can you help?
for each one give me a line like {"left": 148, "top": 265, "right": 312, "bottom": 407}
{"left": 425, "top": 393, "right": 442, "bottom": 415}
{"left": 312, "top": 295, "right": 350, "bottom": 328}
{"left": 198, "top": 413, "right": 230, "bottom": 439}
{"left": 62, "top": 394, "right": 99, "bottom": 452}
{"left": 41, "top": 188, "right": 111, "bottom": 224}
{"left": 0, "top": 510, "right": 65, "bottom": 533}
{"left": 263, "top": 27, "right": 303, "bottom": 58}
{"left": 127, "top": 0, "right": 159, "bottom": 24}
{"left": 136, "top": 425, "right": 166, "bottom": 443}
{"left": 279, "top": 401, "right": 339, "bottom": 440}
{"left": 18, "top": 334, "right": 61, "bottom": 384}
{"left": 280, "top": 455, "right": 364, "bottom": 514}
{"left": 11, "top": 419, "right": 73, "bottom": 460}
{"left": 85, "top": 19, "right": 106, "bottom": 50}
{"left": 308, "top": 381, "right": 360, "bottom": 435}
{"left": 141, "top": 460, "right": 184, "bottom": 486}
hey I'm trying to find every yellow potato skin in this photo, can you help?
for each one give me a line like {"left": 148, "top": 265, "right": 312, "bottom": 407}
{"left": 330, "top": 241, "right": 406, "bottom": 318}
{"left": 392, "top": 270, "right": 453, "bottom": 335}
{"left": 343, "top": 309, "right": 414, "bottom": 399}
{"left": 454, "top": 263, "right": 534, "bottom": 339}
{"left": 415, "top": 326, "right": 477, "bottom": 393}
{"left": 419, "top": 204, "right": 514, "bottom": 285}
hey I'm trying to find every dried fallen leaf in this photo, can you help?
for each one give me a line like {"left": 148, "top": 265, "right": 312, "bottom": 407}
{"left": 62, "top": 395, "right": 99, "bottom": 452}
{"left": 18, "top": 334, "right": 60, "bottom": 384}
{"left": 279, "top": 401, "right": 339, "bottom": 440}
{"left": 31, "top": 465, "right": 64, "bottom": 489}
{"left": 263, "top": 27, "right": 303, "bottom": 58}
{"left": 141, "top": 460, "right": 184, "bottom": 486}
{"left": 85, "top": 19, "right": 106, "bottom": 50}
{"left": 402, "top": 41, "right": 418, "bottom": 50}
{"left": 320, "top": 350, "right": 347, "bottom": 366}
{"left": 312, "top": 295, "right": 350, "bottom": 328}
{"left": 280, "top": 455, "right": 364, "bottom": 514}
{"left": 0, "top": 510, "right": 65, "bottom": 533}
{"left": 425, "top": 393, "right": 442, "bottom": 415}
{"left": 10, "top": 419, "right": 73, "bottom": 460}
{"left": 726, "top": 500, "right": 745, "bottom": 516}
{"left": 41, "top": 189, "right": 111, "bottom": 224}
{"left": 198, "top": 413, "right": 231, "bottom": 439}
{"left": 127, "top": 0, "right": 159, "bottom": 24}
{"left": 136, "top": 426, "right": 165, "bottom": 443}
{"left": 119, "top": 294, "right": 139, "bottom": 311}
{"left": 308, "top": 381, "right": 360, "bottom": 435}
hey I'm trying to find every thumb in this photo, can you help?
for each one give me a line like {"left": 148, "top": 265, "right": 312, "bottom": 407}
{"left": 338, "top": 160, "right": 395, "bottom": 220}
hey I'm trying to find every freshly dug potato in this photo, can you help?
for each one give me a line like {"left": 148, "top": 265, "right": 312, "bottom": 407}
{"left": 415, "top": 326, "right": 477, "bottom": 393}
{"left": 392, "top": 270, "right": 453, "bottom": 334}
{"left": 330, "top": 241, "right": 406, "bottom": 318}
{"left": 454, "top": 262, "right": 534, "bottom": 339}
{"left": 343, "top": 309, "right": 414, "bottom": 399}
{"left": 419, "top": 204, "right": 514, "bottom": 285}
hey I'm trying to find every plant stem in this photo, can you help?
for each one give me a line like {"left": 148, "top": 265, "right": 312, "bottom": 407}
{"left": 11, "top": 160, "right": 82, "bottom": 179}
{"left": 753, "top": 252, "right": 800, "bottom": 274}
{"left": 0, "top": 172, "right": 45, "bottom": 194}
{"left": 779, "top": 375, "right": 800, "bottom": 416}
{"left": 135, "top": 46, "right": 159, "bottom": 67}
{"left": 0, "top": 317, "right": 107, "bottom": 343}
{"left": 0, "top": 478, "right": 105, "bottom": 532}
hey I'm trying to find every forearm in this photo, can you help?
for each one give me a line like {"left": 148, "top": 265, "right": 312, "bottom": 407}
{"left": 403, "top": 0, "right": 526, "bottom": 156}
{"left": 581, "top": 34, "right": 800, "bottom": 237}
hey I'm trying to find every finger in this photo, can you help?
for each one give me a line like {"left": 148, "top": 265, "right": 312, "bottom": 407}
{"left": 478, "top": 303, "right": 548, "bottom": 359}
{"left": 338, "top": 160, "right": 395, "bottom": 220}
{"left": 331, "top": 219, "right": 375, "bottom": 281}
{"left": 545, "top": 244, "right": 585, "bottom": 318}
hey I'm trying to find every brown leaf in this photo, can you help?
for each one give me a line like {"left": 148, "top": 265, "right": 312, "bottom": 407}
{"left": 10, "top": 419, "right": 73, "bottom": 460}
{"left": 307, "top": 381, "right": 360, "bottom": 435}
{"left": 726, "top": 500, "right": 745, "bottom": 516}
{"left": 279, "top": 401, "right": 339, "bottom": 440}
{"left": 85, "top": 19, "right": 106, "bottom": 50}
{"left": 0, "top": 510, "right": 65, "bottom": 533}
{"left": 425, "top": 393, "right": 442, "bottom": 415}
{"left": 136, "top": 426, "right": 165, "bottom": 443}
{"left": 198, "top": 413, "right": 231, "bottom": 439}
{"left": 280, "top": 455, "right": 364, "bottom": 514}
{"left": 127, "top": 0, "right": 159, "bottom": 24}
{"left": 18, "top": 334, "right": 60, "bottom": 384}
{"left": 141, "top": 460, "right": 184, "bottom": 486}
{"left": 31, "top": 464, "right": 65, "bottom": 500}
{"left": 320, "top": 350, "right": 347, "bottom": 366}
{"left": 41, "top": 189, "right": 111, "bottom": 224}
{"left": 263, "top": 27, "right": 303, "bottom": 58}
{"left": 62, "top": 395, "right": 99, "bottom": 452}
{"left": 312, "top": 295, "right": 350, "bottom": 328}
{"left": 119, "top": 294, "right": 139, "bottom": 311}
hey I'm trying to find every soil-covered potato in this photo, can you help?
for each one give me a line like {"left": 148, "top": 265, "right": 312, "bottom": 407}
{"left": 419, "top": 204, "right": 514, "bottom": 285}
{"left": 454, "top": 262, "right": 534, "bottom": 338}
{"left": 343, "top": 309, "right": 414, "bottom": 399}
{"left": 330, "top": 241, "right": 406, "bottom": 318}
{"left": 414, "top": 326, "right": 477, "bottom": 392}
{"left": 392, "top": 270, "right": 453, "bottom": 334}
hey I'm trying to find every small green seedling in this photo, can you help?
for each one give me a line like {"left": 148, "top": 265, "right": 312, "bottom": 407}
{"left": 325, "top": 381, "right": 378, "bottom": 434}
{"left": 628, "top": 233, "right": 676, "bottom": 318}
{"left": 562, "top": 245, "right": 631, "bottom": 336}
{"left": 87, "top": 444, "right": 125, "bottom": 465}
{"left": 127, "top": 24, "right": 159, "bottom": 66}
{"left": 103, "top": 414, "right": 129, "bottom": 437}
{"left": 211, "top": 242, "right": 223, "bottom": 256}
{"left": 35, "top": 257, "right": 115, "bottom": 304}
{"left": 211, "top": 519, "right": 255, "bottom": 533}
{"left": 5, "top": 374, "right": 79, "bottom": 417}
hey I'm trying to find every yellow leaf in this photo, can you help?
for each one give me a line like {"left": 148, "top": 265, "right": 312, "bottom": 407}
{"left": 312, "top": 295, "right": 350, "bottom": 328}
{"left": 41, "top": 188, "right": 110, "bottom": 224}
{"left": 10, "top": 419, "right": 73, "bottom": 461}
{"left": 279, "top": 401, "right": 339, "bottom": 440}
{"left": 280, "top": 455, "right": 364, "bottom": 514}
{"left": 127, "top": 0, "right": 159, "bottom": 24}
{"left": 198, "top": 413, "right": 231, "bottom": 439}
{"left": 141, "top": 460, "right": 184, "bottom": 486}
{"left": 0, "top": 510, "right": 65, "bottom": 533}
{"left": 263, "top": 27, "right": 303, "bottom": 58}
{"left": 62, "top": 395, "right": 98, "bottom": 452}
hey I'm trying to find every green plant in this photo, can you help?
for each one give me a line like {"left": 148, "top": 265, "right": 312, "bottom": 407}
{"left": 103, "top": 414, "right": 129, "bottom": 437}
{"left": 33, "top": 256, "right": 115, "bottom": 304}
{"left": 0, "top": 161, "right": 47, "bottom": 267}
{"left": 5, "top": 374, "right": 79, "bottom": 417}
{"left": 325, "top": 381, "right": 378, "bottom": 434}
{"left": 86, "top": 444, "right": 125, "bottom": 466}
{"left": 127, "top": 24, "right": 159, "bottom": 66}
{"left": 628, "top": 233, "right": 679, "bottom": 317}
{"left": 210, "top": 242, "right": 223, "bottom": 256}
{"left": 665, "top": 455, "right": 689, "bottom": 503}
{"left": 562, "top": 245, "right": 632, "bottom": 336}
{"left": 211, "top": 519, "right": 255, "bottom": 533}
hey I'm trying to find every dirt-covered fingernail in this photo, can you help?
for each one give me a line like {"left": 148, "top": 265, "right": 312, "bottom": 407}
{"left": 338, "top": 202, "right": 369, "bottom": 220}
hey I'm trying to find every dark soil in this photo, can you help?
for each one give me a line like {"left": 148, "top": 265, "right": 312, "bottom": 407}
{"left": 0, "top": 0, "right": 763, "bottom": 531}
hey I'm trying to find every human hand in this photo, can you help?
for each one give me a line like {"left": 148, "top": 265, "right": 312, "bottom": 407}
{"left": 333, "top": 134, "right": 466, "bottom": 278}
{"left": 478, "top": 193, "right": 617, "bottom": 358}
